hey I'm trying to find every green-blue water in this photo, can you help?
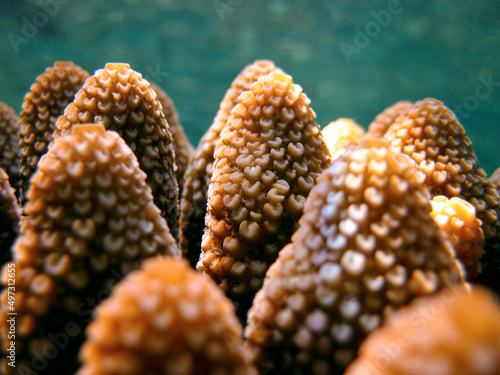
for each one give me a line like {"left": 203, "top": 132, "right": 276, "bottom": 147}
{"left": 1, "top": 0, "right": 499, "bottom": 173}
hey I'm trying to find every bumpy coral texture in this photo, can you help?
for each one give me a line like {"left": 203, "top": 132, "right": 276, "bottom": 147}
{"left": 490, "top": 166, "right": 500, "bottom": 190}
{"left": 430, "top": 196, "right": 483, "bottom": 281}
{"left": 54, "top": 63, "right": 179, "bottom": 237}
{"left": 0, "top": 124, "right": 180, "bottom": 375}
{"left": 0, "top": 168, "right": 21, "bottom": 264}
{"left": 244, "top": 138, "right": 464, "bottom": 375}
{"left": 367, "top": 101, "right": 413, "bottom": 138}
{"left": 77, "top": 257, "right": 256, "bottom": 375}
{"left": 0, "top": 102, "right": 21, "bottom": 193}
{"left": 384, "top": 98, "right": 500, "bottom": 294}
{"left": 19, "top": 61, "right": 89, "bottom": 205}
{"left": 321, "top": 118, "right": 365, "bottom": 158}
{"left": 198, "top": 72, "right": 332, "bottom": 318}
{"left": 180, "top": 60, "right": 279, "bottom": 266}
{"left": 150, "top": 82, "right": 194, "bottom": 194}
{"left": 344, "top": 287, "right": 500, "bottom": 375}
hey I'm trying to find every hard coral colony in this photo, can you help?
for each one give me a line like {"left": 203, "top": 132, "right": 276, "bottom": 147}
{"left": 0, "top": 58, "right": 498, "bottom": 375}
{"left": 244, "top": 138, "right": 464, "bottom": 374}
{"left": 197, "top": 71, "right": 332, "bottom": 318}
{"left": 1, "top": 124, "right": 180, "bottom": 374}
{"left": 180, "top": 60, "right": 279, "bottom": 267}
{"left": 54, "top": 63, "right": 180, "bottom": 238}
{"left": 18, "top": 61, "right": 89, "bottom": 206}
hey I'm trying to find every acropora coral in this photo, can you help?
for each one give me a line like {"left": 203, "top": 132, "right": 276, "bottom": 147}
{"left": 430, "top": 195, "right": 483, "bottom": 281}
{"left": 54, "top": 63, "right": 180, "bottom": 238}
{"left": 244, "top": 138, "right": 464, "bottom": 374}
{"left": 0, "top": 102, "right": 20, "bottom": 193}
{"left": 197, "top": 71, "right": 332, "bottom": 319}
{"left": 344, "top": 286, "right": 500, "bottom": 375}
{"left": 384, "top": 98, "right": 500, "bottom": 294}
{"left": 77, "top": 257, "right": 256, "bottom": 375}
{"left": 18, "top": 61, "right": 89, "bottom": 205}
{"left": 180, "top": 60, "right": 279, "bottom": 266}
{"left": 0, "top": 124, "right": 180, "bottom": 374}
{"left": 0, "top": 59, "right": 498, "bottom": 375}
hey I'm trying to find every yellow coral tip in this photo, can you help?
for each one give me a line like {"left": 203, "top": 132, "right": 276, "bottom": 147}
{"left": 269, "top": 72, "right": 292, "bottom": 85}
{"left": 54, "top": 61, "right": 74, "bottom": 67}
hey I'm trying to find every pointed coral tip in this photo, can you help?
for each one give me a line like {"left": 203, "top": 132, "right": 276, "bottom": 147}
{"left": 268, "top": 71, "right": 293, "bottom": 85}
{"left": 54, "top": 61, "right": 76, "bottom": 68}
{"left": 104, "top": 62, "right": 131, "bottom": 71}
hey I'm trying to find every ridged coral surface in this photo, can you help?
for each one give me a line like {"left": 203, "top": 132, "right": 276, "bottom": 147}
{"left": 344, "top": 287, "right": 500, "bottom": 375}
{"left": 430, "top": 195, "right": 483, "bottom": 281}
{"left": 180, "top": 60, "right": 279, "bottom": 266}
{"left": 367, "top": 101, "right": 413, "bottom": 138}
{"left": 0, "top": 168, "right": 21, "bottom": 264}
{"left": 54, "top": 63, "right": 179, "bottom": 237}
{"left": 19, "top": 61, "right": 89, "bottom": 205}
{"left": 77, "top": 257, "right": 256, "bottom": 375}
{"left": 384, "top": 98, "right": 500, "bottom": 293}
{"left": 244, "top": 138, "right": 464, "bottom": 375}
{"left": 198, "top": 72, "right": 331, "bottom": 318}
{"left": 0, "top": 103, "right": 20, "bottom": 193}
{"left": 0, "top": 124, "right": 180, "bottom": 374}
{"left": 150, "top": 82, "right": 194, "bottom": 195}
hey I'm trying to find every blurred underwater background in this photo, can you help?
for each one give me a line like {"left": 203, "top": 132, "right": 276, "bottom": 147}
{"left": 0, "top": 0, "right": 499, "bottom": 173}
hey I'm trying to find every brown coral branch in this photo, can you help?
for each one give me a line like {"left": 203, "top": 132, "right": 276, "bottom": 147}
{"left": 197, "top": 71, "right": 331, "bottom": 320}
{"left": 384, "top": 98, "right": 500, "bottom": 294}
{"left": 244, "top": 138, "right": 464, "bottom": 374}
{"left": 0, "top": 124, "right": 180, "bottom": 374}
{"left": 77, "top": 257, "right": 256, "bottom": 375}
{"left": 54, "top": 63, "right": 180, "bottom": 238}
{"left": 179, "top": 60, "right": 279, "bottom": 267}
{"left": 18, "top": 61, "right": 89, "bottom": 206}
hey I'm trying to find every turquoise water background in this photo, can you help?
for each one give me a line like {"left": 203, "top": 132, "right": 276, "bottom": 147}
{"left": 0, "top": 0, "right": 499, "bottom": 174}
